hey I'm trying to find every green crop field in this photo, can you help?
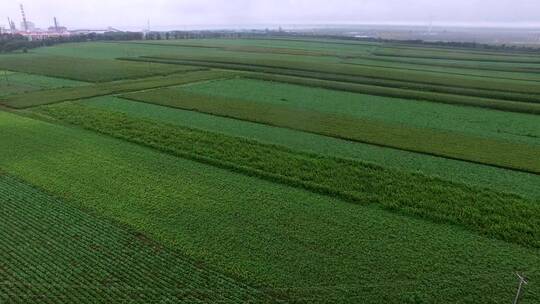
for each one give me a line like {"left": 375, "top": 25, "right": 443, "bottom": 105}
{"left": 0, "top": 70, "right": 87, "bottom": 97}
{"left": 0, "top": 173, "right": 271, "bottom": 303}
{"left": 1, "top": 37, "right": 539, "bottom": 303}
{"left": 80, "top": 96, "right": 540, "bottom": 201}
{"left": 0, "top": 53, "right": 199, "bottom": 82}
{"left": 175, "top": 78, "right": 540, "bottom": 145}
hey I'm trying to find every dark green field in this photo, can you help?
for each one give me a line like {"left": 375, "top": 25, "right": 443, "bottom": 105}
{"left": 1, "top": 37, "right": 539, "bottom": 303}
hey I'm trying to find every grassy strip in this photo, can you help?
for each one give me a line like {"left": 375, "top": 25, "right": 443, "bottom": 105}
{"left": 353, "top": 55, "right": 540, "bottom": 75}
{"left": 373, "top": 49, "right": 540, "bottom": 64}
{"left": 0, "top": 70, "right": 233, "bottom": 109}
{"left": 33, "top": 102, "right": 540, "bottom": 249}
{"left": 246, "top": 73, "right": 540, "bottom": 115}
{"left": 133, "top": 55, "right": 540, "bottom": 96}
{"left": 3, "top": 110, "right": 540, "bottom": 303}
{"left": 342, "top": 57, "right": 540, "bottom": 82}
{"left": 0, "top": 72, "right": 88, "bottom": 98}
{"left": 0, "top": 173, "right": 274, "bottom": 303}
{"left": 0, "top": 54, "right": 199, "bottom": 82}
{"left": 120, "top": 57, "right": 540, "bottom": 113}
{"left": 122, "top": 88, "right": 540, "bottom": 174}
{"left": 83, "top": 96, "right": 540, "bottom": 201}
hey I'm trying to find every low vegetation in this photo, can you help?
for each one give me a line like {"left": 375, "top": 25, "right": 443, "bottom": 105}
{"left": 1, "top": 70, "right": 231, "bottom": 108}
{"left": 33, "top": 102, "right": 540, "bottom": 249}
{"left": 0, "top": 173, "right": 273, "bottom": 303}
{"left": 179, "top": 78, "right": 540, "bottom": 145}
{"left": 0, "top": 70, "right": 87, "bottom": 98}
{"left": 126, "top": 55, "right": 540, "bottom": 96}
{"left": 122, "top": 87, "right": 540, "bottom": 174}
{"left": 2, "top": 37, "right": 540, "bottom": 303}
{"left": 0, "top": 54, "right": 198, "bottom": 82}
{"left": 84, "top": 96, "right": 540, "bottom": 201}
{"left": 120, "top": 57, "right": 540, "bottom": 114}
{"left": 1, "top": 111, "right": 539, "bottom": 303}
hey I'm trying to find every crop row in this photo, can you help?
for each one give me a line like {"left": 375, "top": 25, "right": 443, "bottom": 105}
{"left": 122, "top": 87, "right": 540, "bottom": 174}
{"left": 372, "top": 49, "right": 540, "bottom": 64}
{"left": 131, "top": 55, "right": 540, "bottom": 96}
{"left": 34, "top": 102, "right": 540, "bottom": 249}
{"left": 0, "top": 70, "right": 233, "bottom": 109}
{"left": 4, "top": 109, "right": 540, "bottom": 303}
{"left": 0, "top": 72, "right": 87, "bottom": 98}
{"left": 246, "top": 73, "right": 540, "bottom": 114}
{"left": 0, "top": 54, "right": 200, "bottom": 82}
{"left": 0, "top": 173, "right": 273, "bottom": 303}
{"left": 119, "top": 57, "right": 540, "bottom": 112}
{"left": 83, "top": 95, "right": 540, "bottom": 200}
{"left": 353, "top": 54, "right": 540, "bottom": 75}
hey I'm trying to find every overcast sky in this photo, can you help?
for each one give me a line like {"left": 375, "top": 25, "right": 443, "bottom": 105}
{"left": 1, "top": 0, "right": 539, "bottom": 29}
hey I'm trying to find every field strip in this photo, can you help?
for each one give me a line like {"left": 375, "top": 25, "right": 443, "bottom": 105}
{"left": 80, "top": 95, "right": 540, "bottom": 200}
{"left": 372, "top": 51, "right": 540, "bottom": 64}
{"left": 0, "top": 54, "right": 202, "bottom": 82}
{"left": 1, "top": 110, "right": 540, "bottom": 303}
{"left": 133, "top": 55, "right": 540, "bottom": 96}
{"left": 120, "top": 88, "right": 540, "bottom": 175}
{"left": 341, "top": 59, "right": 540, "bottom": 82}
{"left": 246, "top": 73, "right": 540, "bottom": 114}
{"left": 168, "top": 77, "right": 540, "bottom": 147}
{"left": 32, "top": 102, "right": 540, "bottom": 249}
{"left": 352, "top": 54, "right": 540, "bottom": 75}
{"left": 0, "top": 173, "right": 276, "bottom": 303}
{"left": 118, "top": 57, "right": 540, "bottom": 113}
{"left": 0, "top": 70, "right": 235, "bottom": 109}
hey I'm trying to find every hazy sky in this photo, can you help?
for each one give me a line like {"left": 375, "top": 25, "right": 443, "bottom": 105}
{"left": 1, "top": 0, "right": 539, "bottom": 29}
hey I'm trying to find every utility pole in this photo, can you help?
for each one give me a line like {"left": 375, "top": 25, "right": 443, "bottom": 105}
{"left": 513, "top": 273, "right": 528, "bottom": 304}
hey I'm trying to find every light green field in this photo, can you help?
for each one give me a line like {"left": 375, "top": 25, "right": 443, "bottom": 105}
{"left": 178, "top": 78, "right": 540, "bottom": 146}
{"left": 0, "top": 173, "right": 270, "bottom": 303}
{"left": 82, "top": 96, "right": 540, "bottom": 200}
{"left": 0, "top": 53, "right": 197, "bottom": 82}
{"left": 123, "top": 86, "right": 540, "bottom": 174}
{"left": 2, "top": 37, "right": 540, "bottom": 303}
{"left": 1, "top": 111, "right": 539, "bottom": 303}
{"left": 0, "top": 71, "right": 87, "bottom": 97}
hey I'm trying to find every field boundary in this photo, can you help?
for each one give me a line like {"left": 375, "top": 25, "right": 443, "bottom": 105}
{"left": 121, "top": 89, "right": 540, "bottom": 175}
{"left": 32, "top": 103, "right": 540, "bottom": 250}
{"left": 0, "top": 172, "right": 282, "bottom": 303}
{"left": 0, "top": 70, "right": 235, "bottom": 109}
{"left": 118, "top": 57, "right": 540, "bottom": 114}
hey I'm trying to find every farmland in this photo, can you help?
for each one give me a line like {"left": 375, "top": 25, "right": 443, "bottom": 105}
{"left": 1, "top": 37, "right": 539, "bottom": 303}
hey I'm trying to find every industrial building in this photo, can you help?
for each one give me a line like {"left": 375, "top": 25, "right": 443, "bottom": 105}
{"left": 4, "top": 4, "right": 71, "bottom": 40}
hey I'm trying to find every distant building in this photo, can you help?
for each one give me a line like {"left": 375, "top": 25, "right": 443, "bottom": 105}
{"left": 20, "top": 21, "right": 35, "bottom": 31}
{"left": 70, "top": 27, "right": 121, "bottom": 35}
{"left": 48, "top": 26, "right": 68, "bottom": 33}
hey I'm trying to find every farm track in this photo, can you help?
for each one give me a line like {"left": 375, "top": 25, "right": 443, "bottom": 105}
{"left": 33, "top": 102, "right": 540, "bottom": 249}
{"left": 0, "top": 173, "right": 278, "bottom": 303}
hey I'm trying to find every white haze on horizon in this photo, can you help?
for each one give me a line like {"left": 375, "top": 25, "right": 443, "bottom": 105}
{"left": 1, "top": 0, "right": 540, "bottom": 30}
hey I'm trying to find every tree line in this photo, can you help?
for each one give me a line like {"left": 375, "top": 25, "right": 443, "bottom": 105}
{"left": 0, "top": 32, "right": 143, "bottom": 53}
